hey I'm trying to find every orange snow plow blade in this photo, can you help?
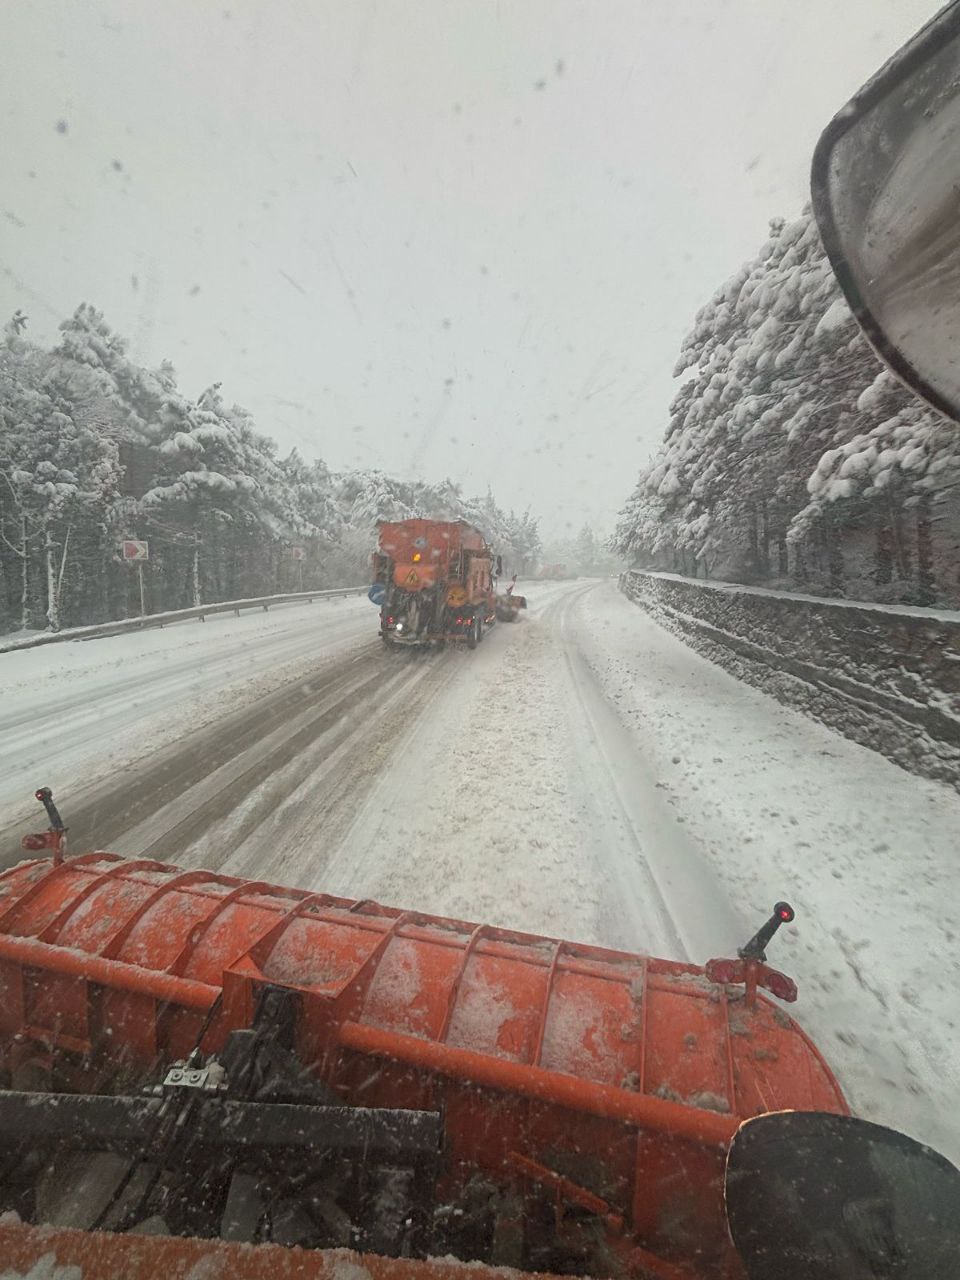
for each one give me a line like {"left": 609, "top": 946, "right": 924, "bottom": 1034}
{"left": 495, "top": 592, "right": 527, "bottom": 621}
{"left": 0, "top": 854, "right": 846, "bottom": 1279}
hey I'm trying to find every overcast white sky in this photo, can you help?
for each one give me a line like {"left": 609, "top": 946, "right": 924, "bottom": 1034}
{"left": 0, "top": 0, "right": 939, "bottom": 537}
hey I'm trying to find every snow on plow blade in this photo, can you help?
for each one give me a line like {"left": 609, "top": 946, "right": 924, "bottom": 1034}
{"left": 0, "top": 1222, "right": 564, "bottom": 1280}
{"left": 0, "top": 854, "right": 846, "bottom": 1279}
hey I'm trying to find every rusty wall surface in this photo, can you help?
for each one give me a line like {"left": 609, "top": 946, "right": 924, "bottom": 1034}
{"left": 621, "top": 571, "right": 960, "bottom": 789}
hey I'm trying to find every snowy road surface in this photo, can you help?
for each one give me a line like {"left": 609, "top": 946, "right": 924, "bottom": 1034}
{"left": 0, "top": 593, "right": 374, "bottom": 830}
{"left": 0, "top": 578, "right": 957, "bottom": 1164}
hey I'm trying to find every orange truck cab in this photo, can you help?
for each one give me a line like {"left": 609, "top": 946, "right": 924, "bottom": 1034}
{"left": 371, "top": 518, "right": 496, "bottom": 649}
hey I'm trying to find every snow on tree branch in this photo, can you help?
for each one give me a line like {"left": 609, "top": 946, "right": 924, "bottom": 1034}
{"left": 615, "top": 208, "right": 960, "bottom": 606}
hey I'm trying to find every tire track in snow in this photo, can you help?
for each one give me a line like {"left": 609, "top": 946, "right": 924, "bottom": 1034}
{"left": 122, "top": 657, "right": 406, "bottom": 863}
{"left": 309, "top": 579, "right": 739, "bottom": 961}
{"left": 205, "top": 647, "right": 465, "bottom": 885}
{"left": 1, "top": 634, "right": 422, "bottom": 868}
{"left": 548, "top": 583, "right": 744, "bottom": 961}
{"left": 310, "top": 587, "right": 611, "bottom": 936}
{"left": 0, "top": 597, "right": 374, "bottom": 827}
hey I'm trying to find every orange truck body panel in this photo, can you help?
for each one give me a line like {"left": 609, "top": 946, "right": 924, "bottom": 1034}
{"left": 376, "top": 519, "right": 491, "bottom": 604}
{"left": 378, "top": 518, "right": 489, "bottom": 563}
{"left": 0, "top": 854, "right": 847, "bottom": 1277}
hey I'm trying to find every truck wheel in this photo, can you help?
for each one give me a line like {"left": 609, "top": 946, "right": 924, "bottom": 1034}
{"left": 467, "top": 616, "right": 479, "bottom": 650}
{"left": 477, "top": 615, "right": 485, "bottom": 643}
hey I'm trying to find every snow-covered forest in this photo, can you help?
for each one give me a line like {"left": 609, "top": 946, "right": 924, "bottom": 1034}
{"left": 615, "top": 209, "right": 960, "bottom": 607}
{"left": 0, "top": 306, "right": 541, "bottom": 633}
{"left": 541, "top": 524, "right": 621, "bottom": 578}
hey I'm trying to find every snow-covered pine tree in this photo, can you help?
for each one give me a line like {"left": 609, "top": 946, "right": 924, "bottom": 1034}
{"left": 1, "top": 311, "right": 122, "bottom": 629}
{"left": 0, "top": 305, "right": 540, "bottom": 631}
{"left": 616, "top": 207, "right": 960, "bottom": 604}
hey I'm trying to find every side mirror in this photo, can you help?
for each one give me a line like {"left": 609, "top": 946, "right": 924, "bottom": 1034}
{"left": 811, "top": 2, "right": 960, "bottom": 423}
{"left": 725, "top": 1111, "right": 960, "bottom": 1279}
{"left": 495, "top": 555, "right": 503, "bottom": 576}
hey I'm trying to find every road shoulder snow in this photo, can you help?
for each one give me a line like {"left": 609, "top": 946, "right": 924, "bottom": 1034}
{"left": 577, "top": 582, "right": 960, "bottom": 1163}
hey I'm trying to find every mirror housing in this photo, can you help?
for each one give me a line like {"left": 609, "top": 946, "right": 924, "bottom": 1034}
{"left": 811, "top": 1, "right": 960, "bottom": 423}
{"left": 726, "top": 1111, "right": 960, "bottom": 1279}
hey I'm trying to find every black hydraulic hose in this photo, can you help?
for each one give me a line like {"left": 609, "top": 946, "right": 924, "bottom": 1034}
{"left": 88, "top": 991, "right": 225, "bottom": 1228}
{"left": 88, "top": 1092, "right": 175, "bottom": 1231}
{"left": 114, "top": 1092, "right": 204, "bottom": 1231}
{"left": 190, "top": 992, "right": 224, "bottom": 1055}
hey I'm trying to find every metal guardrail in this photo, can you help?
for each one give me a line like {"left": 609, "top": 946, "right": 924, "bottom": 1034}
{"left": 0, "top": 587, "right": 368, "bottom": 655}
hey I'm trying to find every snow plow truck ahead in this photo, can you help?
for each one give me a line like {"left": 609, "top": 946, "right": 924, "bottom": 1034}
{"left": 372, "top": 518, "right": 497, "bottom": 650}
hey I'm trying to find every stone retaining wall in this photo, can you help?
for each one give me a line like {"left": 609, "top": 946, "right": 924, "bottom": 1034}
{"left": 621, "top": 570, "right": 960, "bottom": 788}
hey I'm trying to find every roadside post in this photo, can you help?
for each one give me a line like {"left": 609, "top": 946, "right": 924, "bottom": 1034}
{"left": 292, "top": 545, "right": 306, "bottom": 590}
{"left": 121, "top": 539, "right": 150, "bottom": 615}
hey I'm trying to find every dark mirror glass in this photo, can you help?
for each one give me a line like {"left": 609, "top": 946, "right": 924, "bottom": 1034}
{"left": 726, "top": 1111, "right": 960, "bottom": 1279}
{"left": 812, "top": 3, "right": 960, "bottom": 422}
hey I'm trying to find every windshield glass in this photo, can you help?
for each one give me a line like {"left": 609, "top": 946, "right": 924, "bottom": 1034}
{"left": 0, "top": 3, "right": 956, "bottom": 1278}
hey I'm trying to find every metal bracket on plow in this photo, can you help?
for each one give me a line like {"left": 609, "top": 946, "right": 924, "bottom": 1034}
{"left": 0, "top": 1089, "right": 442, "bottom": 1157}
{"left": 705, "top": 902, "right": 798, "bottom": 1006}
